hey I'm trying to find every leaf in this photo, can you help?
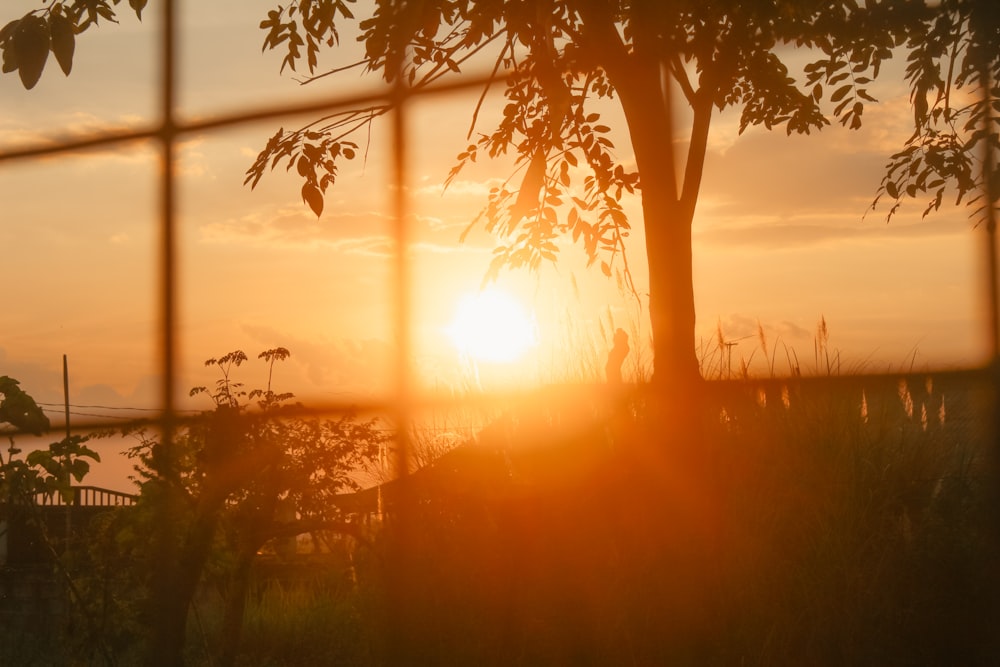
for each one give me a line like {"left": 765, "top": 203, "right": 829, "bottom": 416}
{"left": 70, "top": 459, "right": 91, "bottom": 482}
{"left": 128, "top": 0, "right": 147, "bottom": 21}
{"left": 830, "top": 84, "right": 852, "bottom": 103}
{"left": 600, "top": 261, "right": 611, "bottom": 277}
{"left": 302, "top": 182, "right": 324, "bottom": 217}
{"left": 13, "top": 15, "right": 49, "bottom": 90}
{"left": 26, "top": 449, "right": 53, "bottom": 469}
{"left": 857, "top": 89, "right": 877, "bottom": 103}
{"left": 886, "top": 181, "right": 899, "bottom": 199}
{"left": 0, "top": 19, "right": 19, "bottom": 42}
{"left": 48, "top": 13, "right": 74, "bottom": 76}
{"left": 296, "top": 155, "right": 311, "bottom": 177}
{"left": 2, "top": 42, "right": 20, "bottom": 74}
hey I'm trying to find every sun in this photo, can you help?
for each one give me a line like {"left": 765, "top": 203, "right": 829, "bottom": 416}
{"left": 446, "top": 288, "right": 537, "bottom": 363}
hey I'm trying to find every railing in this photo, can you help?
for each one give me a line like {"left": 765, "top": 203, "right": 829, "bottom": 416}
{"left": 33, "top": 486, "right": 137, "bottom": 508}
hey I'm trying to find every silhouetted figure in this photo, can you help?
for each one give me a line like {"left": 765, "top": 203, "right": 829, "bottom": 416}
{"left": 605, "top": 328, "right": 629, "bottom": 384}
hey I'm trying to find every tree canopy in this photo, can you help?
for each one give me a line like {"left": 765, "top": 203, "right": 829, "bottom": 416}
{"left": 246, "top": 0, "right": 910, "bottom": 382}
{"left": 871, "top": 0, "right": 1000, "bottom": 226}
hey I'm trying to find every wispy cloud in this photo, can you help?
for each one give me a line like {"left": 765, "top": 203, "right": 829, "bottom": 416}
{"left": 240, "top": 324, "right": 392, "bottom": 393}
{"left": 0, "top": 111, "right": 154, "bottom": 160}
{"left": 198, "top": 205, "right": 494, "bottom": 258}
{"left": 199, "top": 207, "right": 391, "bottom": 248}
{"left": 695, "top": 217, "right": 965, "bottom": 249}
{"left": 410, "top": 241, "right": 490, "bottom": 255}
{"left": 416, "top": 176, "right": 504, "bottom": 197}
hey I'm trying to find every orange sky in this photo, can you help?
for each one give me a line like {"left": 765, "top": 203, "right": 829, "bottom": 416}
{"left": 0, "top": 0, "right": 993, "bottom": 445}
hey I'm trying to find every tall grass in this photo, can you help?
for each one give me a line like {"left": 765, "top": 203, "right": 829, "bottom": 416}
{"left": 16, "top": 318, "right": 996, "bottom": 665}
{"left": 183, "top": 364, "right": 998, "bottom": 666}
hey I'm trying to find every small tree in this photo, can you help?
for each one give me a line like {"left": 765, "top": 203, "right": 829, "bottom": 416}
{"left": 109, "top": 349, "right": 383, "bottom": 666}
{"left": 245, "top": 0, "right": 909, "bottom": 384}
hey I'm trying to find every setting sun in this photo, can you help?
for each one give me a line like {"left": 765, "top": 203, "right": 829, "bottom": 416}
{"left": 446, "top": 288, "right": 538, "bottom": 364}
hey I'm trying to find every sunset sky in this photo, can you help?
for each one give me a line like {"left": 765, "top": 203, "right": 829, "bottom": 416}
{"left": 1, "top": 1, "right": 995, "bottom": 487}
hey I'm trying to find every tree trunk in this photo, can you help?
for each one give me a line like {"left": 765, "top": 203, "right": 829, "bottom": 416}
{"left": 148, "top": 490, "right": 227, "bottom": 666}
{"left": 218, "top": 540, "right": 257, "bottom": 667}
{"left": 613, "top": 51, "right": 701, "bottom": 387}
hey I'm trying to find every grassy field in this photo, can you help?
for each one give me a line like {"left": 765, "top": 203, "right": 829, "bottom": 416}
{"left": 2, "top": 369, "right": 997, "bottom": 666}
{"left": 183, "top": 371, "right": 999, "bottom": 666}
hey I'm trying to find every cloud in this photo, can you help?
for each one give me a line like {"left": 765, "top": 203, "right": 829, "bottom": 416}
{"left": 774, "top": 320, "right": 813, "bottom": 341}
{"left": 711, "top": 314, "right": 810, "bottom": 346}
{"left": 0, "top": 111, "right": 155, "bottom": 163}
{"left": 0, "top": 350, "right": 64, "bottom": 405}
{"left": 416, "top": 177, "right": 503, "bottom": 197}
{"left": 197, "top": 204, "right": 496, "bottom": 261}
{"left": 411, "top": 241, "right": 490, "bottom": 255}
{"left": 177, "top": 136, "right": 212, "bottom": 178}
{"left": 694, "top": 217, "right": 966, "bottom": 250}
{"left": 240, "top": 324, "right": 392, "bottom": 395}
{"left": 326, "top": 236, "right": 394, "bottom": 258}
{"left": 199, "top": 207, "right": 391, "bottom": 248}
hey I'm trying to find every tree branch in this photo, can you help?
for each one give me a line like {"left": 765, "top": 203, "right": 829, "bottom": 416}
{"left": 467, "top": 37, "right": 514, "bottom": 141}
{"left": 680, "top": 89, "right": 714, "bottom": 218}
{"left": 670, "top": 53, "right": 696, "bottom": 105}
{"left": 574, "top": 0, "right": 630, "bottom": 80}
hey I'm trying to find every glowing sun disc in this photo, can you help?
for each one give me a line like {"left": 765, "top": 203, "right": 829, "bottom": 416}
{"left": 446, "top": 289, "right": 537, "bottom": 363}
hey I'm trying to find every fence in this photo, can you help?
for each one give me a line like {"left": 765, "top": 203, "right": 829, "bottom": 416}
{"left": 34, "top": 485, "right": 137, "bottom": 507}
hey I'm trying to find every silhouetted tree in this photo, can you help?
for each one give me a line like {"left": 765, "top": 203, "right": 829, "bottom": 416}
{"left": 105, "top": 349, "right": 384, "bottom": 666}
{"left": 1, "top": 0, "right": 915, "bottom": 385}
{"left": 246, "top": 0, "right": 915, "bottom": 385}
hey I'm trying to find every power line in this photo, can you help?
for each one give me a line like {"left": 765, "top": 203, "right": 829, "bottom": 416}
{"left": 39, "top": 407, "right": 154, "bottom": 421}
{"left": 36, "top": 402, "right": 202, "bottom": 414}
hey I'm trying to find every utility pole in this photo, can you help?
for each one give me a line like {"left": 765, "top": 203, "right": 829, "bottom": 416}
{"left": 62, "top": 354, "right": 70, "bottom": 440}
{"left": 62, "top": 354, "right": 72, "bottom": 541}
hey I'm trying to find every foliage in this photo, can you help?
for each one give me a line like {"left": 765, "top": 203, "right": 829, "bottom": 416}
{"left": 241, "top": 0, "right": 937, "bottom": 381}
{"left": 0, "top": 375, "right": 99, "bottom": 506}
{"left": 0, "top": 375, "right": 49, "bottom": 436}
{"left": 214, "top": 373, "right": 993, "bottom": 667}
{"left": 248, "top": 1, "right": 899, "bottom": 278}
{"left": 0, "top": 0, "right": 145, "bottom": 89}
{"left": 871, "top": 0, "right": 1000, "bottom": 225}
{"left": 145, "top": 347, "right": 385, "bottom": 527}
{"left": 0, "top": 377, "right": 104, "bottom": 663}
{"left": 86, "top": 348, "right": 385, "bottom": 665}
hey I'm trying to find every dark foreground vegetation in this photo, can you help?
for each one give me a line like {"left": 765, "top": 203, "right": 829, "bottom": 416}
{"left": 2, "top": 371, "right": 999, "bottom": 666}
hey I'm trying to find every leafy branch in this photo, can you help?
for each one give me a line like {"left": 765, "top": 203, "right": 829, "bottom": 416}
{"left": 0, "top": 0, "right": 145, "bottom": 89}
{"left": 868, "top": 0, "right": 1000, "bottom": 227}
